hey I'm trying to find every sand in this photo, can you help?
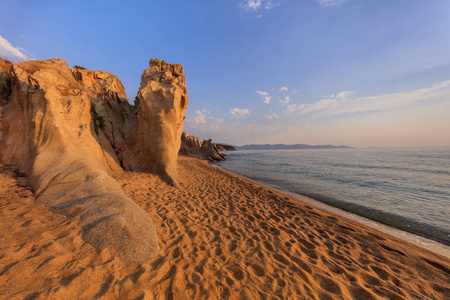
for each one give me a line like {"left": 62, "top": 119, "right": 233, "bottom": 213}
{"left": 0, "top": 157, "right": 449, "bottom": 299}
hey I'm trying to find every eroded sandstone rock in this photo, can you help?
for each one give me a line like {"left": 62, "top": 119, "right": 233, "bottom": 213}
{"left": 123, "top": 59, "right": 188, "bottom": 187}
{"left": 0, "top": 58, "right": 193, "bottom": 262}
{"left": 179, "top": 132, "right": 226, "bottom": 162}
{"left": 179, "top": 132, "right": 203, "bottom": 157}
{"left": 71, "top": 67, "right": 137, "bottom": 173}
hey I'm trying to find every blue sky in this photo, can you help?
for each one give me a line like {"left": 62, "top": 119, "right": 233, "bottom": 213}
{"left": 1, "top": 0, "right": 450, "bottom": 147}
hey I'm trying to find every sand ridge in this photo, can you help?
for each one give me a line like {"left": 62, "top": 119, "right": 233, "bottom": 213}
{"left": 1, "top": 157, "right": 450, "bottom": 299}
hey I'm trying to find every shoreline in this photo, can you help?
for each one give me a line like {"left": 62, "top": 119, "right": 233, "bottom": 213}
{"left": 213, "top": 163, "right": 450, "bottom": 258}
{"left": 212, "top": 162, "right": 450, "bottom": 259}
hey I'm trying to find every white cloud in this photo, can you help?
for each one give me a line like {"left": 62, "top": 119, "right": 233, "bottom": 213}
{"left": 291, "top": 98, "right": 338, "bottom": 114}
{"left": 257, "top": 90, "right": 271, "bottom": 103}
{"left": 286, "top": 80, "right": 450, "bottom": 116}
{"left": 264, "top": 0, "right": 281, "bottom": 10}
{"left": 279, "top": 86, "right": 288, "bottom": 92}
{"left": 280, "top": 96, "right": 290, "bottom": 104}
{"left": 230, "top": 108, "right": 250, "bottom": 118}
{"left": 208, "top": 116, "right": 224, "bottom": 130}
{"left": 256, "top": 90, "right": 269, "bottom": 96}
{"left": 265, "top": 112, "right": 279, "bottom": 119}
{"left": 316, "top": 0, "right": 349, "bottom": 7}
{"left": 286, "top": 103, "right": 306, "bottom": 113}
{"left": 0, "top": 35, "right": 28, "bottom": 60}
{"left": 209, "top": 116, "right": 224, "bottom": 124}
{"left": 239, "top": 0, "right": 262, "bottom": 12}
{"left": 286, "top": 126, "right": 295, "bottom": 133}
{"left": 239, "top": 0, "right": 281, "bottom": 14}
{"left": 185, "top": 109, "right": 224, "bottom": 132}
{"left": 193, "top": 110, "right": 207, "bottom": 124}
{"left": 327, "top": 91, "right": 354, "bottom": 99}
{"left": 335, "top": 91, "right": 354, "bottom": 99}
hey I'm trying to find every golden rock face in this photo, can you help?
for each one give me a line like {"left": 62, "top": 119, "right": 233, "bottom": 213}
{"left": 123, "top": 58, "right": 189, "bottom": 187}
{"left": 0, "top": 57, "right": 190, "bottom": 262}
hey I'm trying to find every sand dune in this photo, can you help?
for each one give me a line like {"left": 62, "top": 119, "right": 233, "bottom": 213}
{"left": 1, "top": 157, "right": 449, "bottom": 299}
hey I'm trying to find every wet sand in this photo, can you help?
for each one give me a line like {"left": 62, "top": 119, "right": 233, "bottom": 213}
{"left": 0, "top": 157, "right": 449, "bottom": 299}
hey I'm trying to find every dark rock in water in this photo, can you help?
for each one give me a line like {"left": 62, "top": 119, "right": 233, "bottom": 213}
{"left": 180, "top": 132, "right": 226, "bottom": 162}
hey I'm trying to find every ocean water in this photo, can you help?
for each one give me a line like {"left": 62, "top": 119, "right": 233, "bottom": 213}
{"left": 218, "top": 147, "right": 450, "bottom": 246}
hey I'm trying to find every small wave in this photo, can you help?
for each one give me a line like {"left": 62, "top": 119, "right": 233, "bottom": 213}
{"left": 285, "top": 190, "right": 450, "bottom": 246}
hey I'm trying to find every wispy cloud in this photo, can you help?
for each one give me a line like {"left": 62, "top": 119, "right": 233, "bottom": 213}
{"left": 280, "top": 96, "right": 290, "bottom": 104}
{"left": 286, "top": 80, "right": 450, "bottom": 116}
{"left": 265, "top": 112, "right": 279, "bottom": 119}
{"left": 316, "top": 0, "right": 349, "bottom": 7}
{"left": 0, "top": 35, "right": 28, "bottom": 60}
{"left": 334, "top": 91, "right": 354, "bottom": 99}
{"left": 209, "top": 116, "right": 224, "bottom": 124}
{"left": 257, "top": 90, "right": 272, "bottom": 104}
{"left": 193, "top": 110, "right": 207, "bottom": 124}
{"left": 230, "top": 108, "right": 250, "bottom": 118}
{"left": 185, "top": 109, "right": 223, "bottom": 132}
{"left": 239, "top": 0, "right": 262, "bottom": 12}
{"left": 239, "top": 0, "right": 281, "bottom": 14}
{"left": 279, "top": 86, "right": 288, "bottom": 92}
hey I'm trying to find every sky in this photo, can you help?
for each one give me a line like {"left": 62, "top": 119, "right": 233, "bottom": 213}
{"left": 1, "top": 0, "right": 450, "bottom": 147}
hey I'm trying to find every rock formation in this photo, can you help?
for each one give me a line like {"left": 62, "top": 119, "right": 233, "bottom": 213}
{"left": 122, "top": 59, "right": 188, "bottom": 187}
{"left": 179, "top": 132, "right": 203, "bottom": 157}
{"left": 0, "top": 57, "right": 189, "bottom": 262}
{"left": 71, "top": 66, "right": 137, "bottom": 173}
{"left": 180, "top": 132, "right": 226, "bottom": 162}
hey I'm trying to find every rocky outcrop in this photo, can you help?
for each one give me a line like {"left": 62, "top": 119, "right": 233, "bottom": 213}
{"left": 0, "top": 57, "right": 189, "bottom": 262}
{"left": 71, "top": 67, "right": 137, "bottom": 173}
{"left": 216, "top": 144, "right": 237, "bottom": 151}
{"left": 179, "top": 132, "right": 202, "bottom": 157}
{"left": 180, "top": 132, "right": 226, "bottom": 162}
{"left": 122, "top": 59, "right": 188, "bottom": 187}
{"left": 201, "top": 139, "right": 227, "bottom": 161}
{"left": 0, "top": 58, "right": 12, "bottom": 71}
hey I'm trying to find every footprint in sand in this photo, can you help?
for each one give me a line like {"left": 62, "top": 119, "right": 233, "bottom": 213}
{"left": 250, "top": 264, "right": 265, "bottom": 277}
{"left": 228, "top": 240, "right": 238, "bottom": 252}
{"left": 316, "top": 274, "right": 342, "bottom": 295}
{"left": 60, "top": 268, "right": 86, "bottom": 286}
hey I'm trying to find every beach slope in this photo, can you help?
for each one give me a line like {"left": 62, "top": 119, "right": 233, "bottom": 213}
{"left": 1, "top": 157, "right": 449, "bottom": 299}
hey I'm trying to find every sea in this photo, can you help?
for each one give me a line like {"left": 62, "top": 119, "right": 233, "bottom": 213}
{"left": 217, "top": 147, "right": 450, "bottom": 248}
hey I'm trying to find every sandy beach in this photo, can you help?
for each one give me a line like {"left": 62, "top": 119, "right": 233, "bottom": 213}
{"left": 1, "top": 156, "right": 449, "bottom": 299}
